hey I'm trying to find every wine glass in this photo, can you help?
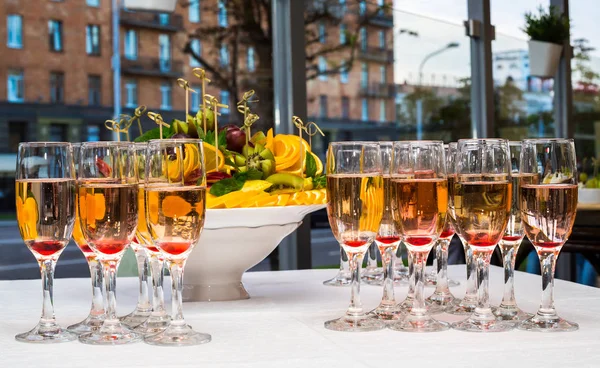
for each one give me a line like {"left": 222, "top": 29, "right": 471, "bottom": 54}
{"left": 322, "top": 248, "right": 352, "bottom": 286}
{"left": 131, "top": 142, "right": 170, "bottom": 334}
{"left": 368, "top": 142, "right": 403, "bottom": 321}
{"left": 451, "top": 139, "right": 514, "bottom": 332}
{"left": 388, "top": 141, "right": 449, "bottom": 332}
{"left": 67, "top": 143, "right": 106, "bottom": 335}
{"left": 324, "top": 142, "right": 385, "bottom": 332}
{"left": 426, "top": 142, "right": 458, "bottom": 313}
{"left": 518, "top": 138, "right": 579, "bottom": 332}
{"left": 493, "top": 141, "right": 533, "bottom": 321}
{"left": 77, "top": 142, "right": 142, "bottom": 345}
{"left": 144, "top": 139, "right": 212, "bottom": 346}
{"left": 15, "top": 142, "right": 77, "bottom": 343}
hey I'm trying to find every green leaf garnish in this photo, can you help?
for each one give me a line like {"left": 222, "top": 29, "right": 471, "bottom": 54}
{"left": 305, "top": 152, "right": 317, "bottom": 178}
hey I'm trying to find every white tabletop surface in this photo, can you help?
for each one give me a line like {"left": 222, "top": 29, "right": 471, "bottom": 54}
{"left": 0, "top": 265, "right": 599, "bottom": 367}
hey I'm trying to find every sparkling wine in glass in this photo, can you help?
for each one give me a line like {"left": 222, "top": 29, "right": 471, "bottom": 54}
{"left": 451, "top": 139, "right": 514, "bottom": 332}
{"left": 78, "top": 142, "right": 142, "bottom": 345}
{"left": 67, "top": 143, "right": 106, "bottom": 335}
{"left": 518, "top": 139, "right": 578, "bottom": 332}
{"left": 368, "top": 142, "right": 404, "bottom": 321}
{"left": 324, "top": 142, "right": 386, "bottom": 332}
{"left": 144, "top": 139, "right": 212, "bottom": 346}
{"left": 493, "top": 142, "right": 535, "bottom": 322}
{"left": 15, "top": 142, "right": 77, "bottom": 343}
{"left": 388, "top": 141, "right": 450, "bottom": 332}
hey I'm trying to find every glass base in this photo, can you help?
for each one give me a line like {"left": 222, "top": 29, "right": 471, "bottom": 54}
{"left": 79, "top": 319, "right": 142, "bottom": 345}
{"left": 398, "top": 295, "right": 417, "bottom": 314}
{"left": 134, "top": 312, "right": 171, "bottom": 335}
{"left": 322, "top": 271, "right": 352, "bottom": 287}
{"left": 119, "top": 307, "right": 152, "bottom": 328}
{"left": 518, "top": 312, "right": 579, "bottom": 332}
{"left": 16, "top": 321, "right": 78, "bottom": 344}
{"left": 426, "top": 291, "right": 457, "bottom": 315}
{"left": 144, "top": 323, "right": 211, "bottom": 346}
{"left": 367, "top": 303, "right": 404, "bottom": 321}
{"left": 324, "top": 313, "right": 386, "bottom": 332}
{"left": 67, "top": 313, "right": 106, "bottom": 335}
{"left": 388, "top": 312, "right": 450, "bottom": 332}
{"left": 492, "top": 304, "right": 533, "bottom": 322}
{"left": 361, "top": 267, "right": 384, "bottom": 285}
{"left": 452, "top": 308, "right": 515, "bottom": 332}
{"left": 445, "top": 295, "right": 477, "bottom": 315}
{"left": 425, "top": 275, "right": 460, "bottom": 287}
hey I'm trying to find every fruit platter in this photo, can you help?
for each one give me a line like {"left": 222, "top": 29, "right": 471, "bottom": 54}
{"left": 129, "top": 72, "right": 327, "bottom": 301}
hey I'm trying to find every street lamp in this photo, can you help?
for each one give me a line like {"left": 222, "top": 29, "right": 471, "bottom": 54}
{"left": 415, "top": 42, "right": 459, "bottom": 140}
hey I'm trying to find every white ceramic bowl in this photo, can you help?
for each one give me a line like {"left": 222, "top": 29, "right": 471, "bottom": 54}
{"left": 183, "top": 205, "right": 325, "bottom": 302}
{"left": 578, "top": 187, "right": 600, "bottom": 204}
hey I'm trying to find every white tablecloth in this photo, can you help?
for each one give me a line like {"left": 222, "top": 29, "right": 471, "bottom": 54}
{"left": 1, "top": 266, "right": 599, "bottom": 367}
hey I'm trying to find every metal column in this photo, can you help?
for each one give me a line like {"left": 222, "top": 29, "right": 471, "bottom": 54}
{"left": 466, "top": 0, "right": 495, "bottom": 138}
{"left": 551, "top": 0, "right": 573, "bottom": 138}
{"left": 272, "top": 0, "right": 312, "bottom": 270}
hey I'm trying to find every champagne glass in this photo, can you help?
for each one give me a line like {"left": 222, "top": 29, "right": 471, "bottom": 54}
{"left": 451, "top": 139, "right": 514, "bottom": 332}
{"left": 324, "top": 142, "right": 385, "bottom": 332}
{"left": 144, "top": 139, "right": 211, "bottom": 346}
{"left": 493, "top": 141, "right": 533, "bottom": 321}
{"left": 78, "top": 142, "right": 142, "bottom": 345}
{"left": 368, "top": 142, "right": 403, "bottom": 321}
{"left": 426, "top": 142, "right": 458, "bottom": 313}
{"left": 67, "top": 143, "right": 106, "bottom": 335}
{"left": 518, "top": 139, "right": 578, "bottom": 332}
{"left": 388, "top": 141, "right": 449, "bottom": 332}
{"left": 322, "top": 249, "right": 352, "bottom": 286}
{"left": 119, "top": 242, "right": 152, "bottom": 327}
{"left": 131, "top": 142, "right": 170, "bottom": 334}
{"left": 15, "top": 142, "right": 77, "bottom": 343}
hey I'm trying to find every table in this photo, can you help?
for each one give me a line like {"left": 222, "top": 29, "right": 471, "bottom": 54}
{"left": 1, "top": 266, "right": 599, "bottom": 367}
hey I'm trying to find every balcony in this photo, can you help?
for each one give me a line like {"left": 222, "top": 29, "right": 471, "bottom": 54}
{"left": 121, "top": 57, "right": 183, "bottom": 78}
{"left": 358, "top": 47, "right": 394, "bottom": 64}
{"left": 359, "top": 11, "right": 394, "bottom": 28}
{"left": 359, "top": 83, "right": 396, "bottom": 98}
{"left": 120, "top": 11, "right": 184, "bottom": 32}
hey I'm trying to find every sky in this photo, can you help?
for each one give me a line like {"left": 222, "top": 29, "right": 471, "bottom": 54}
{"left": 392, "top": 0, "right": 600, "bottom": 84}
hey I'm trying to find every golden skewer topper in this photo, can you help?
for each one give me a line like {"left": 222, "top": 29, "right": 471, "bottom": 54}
{"left": 204, "top": 94, "right": 229, "bottom": 171}
{"left": 192, "top": 68, "right": 211, "bottom": 133}
{"left": 147, "top": 111, "right": 170, "bottom": 141}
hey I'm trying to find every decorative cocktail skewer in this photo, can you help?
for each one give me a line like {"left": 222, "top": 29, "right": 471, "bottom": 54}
{"left": 204, "top": 94, "right": 229, "bottom": 172}
{"left": 292, "top": 116, "right": 307, "bottom": 182}
{"left": 192, "top": 68, "right": 211, "bottom": 133}
{"left": 237, "top": 90, "right": 259, "bottom": 145}
{"left": 177, "top": 78, "right": 197, "bottom": 122}
{"left": 147, "top": 112, "right": 170, "bottom": 141}
{"left": 131, "top": 106, "right": 147, "bottom": 136}
{"left": 304, "top": 121, "right": 325, "bottom": 151}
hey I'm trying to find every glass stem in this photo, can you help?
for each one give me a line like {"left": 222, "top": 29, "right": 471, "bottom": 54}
{"left": 473, "top": 248, "right": 493, "bottom": 312}
{"left": 135, "top": 251, "right": 151, "bottom": 310}
{"left": 168, "top": 259, "right": 186, "bottom": 325}
{"left": 381, "top": 246, "right": 396, "bottom": 304}
{"left": 411, "top": 250, "right": 428, "bottom": 315}
{"left": 463, "top": 240, "right": 476, "bottom": 296}
{"left": 340, "top": 247, "right": 349, "bottom": 274}
{"left": 39, "top": 259, "right": 57, "bottom": 324}
{"left": 538, "top": 249, "right": 559, "bottom": 314}
{"left": 407, "top": 250, "right": 415, "bottom": 296}
{"left": 346, "top": 251, "right": 364, "bottom": 316}
{"left": 499, "top": 242, "right": 519, "bottom": 306}
{"left": 88, "top": 258, "right": 105, "bottom": 317}
{"left": 435, "top": 240, "right": 449, "bottom": 291}
{"left": 150, "top": 255, "right": 166, "bottom": 314}
{"left": 102, "top": 260, "right": 119, "bottom": 322}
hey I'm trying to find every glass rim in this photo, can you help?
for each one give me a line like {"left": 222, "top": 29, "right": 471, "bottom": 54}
{"left": 18, "top": 141, "right": 72, "bottom": 148}
{"left": 81, "top": 141, "right": 131, "bottom": 147}
{"left": 521, "top": 138, "right": 574, "bottom": 144}
{"left": 457, "top": 138, "right": 508, "bottom": 144}
{"left": 329, "top": 141, "right": 379, "bottom": 147}
{"left": 509, "top": 141, "right": 521, "bottom": 146}
{"left": 148, "top": 138, "right": 204, "bottom": 144}
{"left": 393, "top": 140, "right": 444, "bottom": 145}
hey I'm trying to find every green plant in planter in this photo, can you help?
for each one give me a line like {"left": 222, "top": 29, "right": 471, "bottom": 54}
{"left": 522, "top": 5, "right": 570, "bottom": 44}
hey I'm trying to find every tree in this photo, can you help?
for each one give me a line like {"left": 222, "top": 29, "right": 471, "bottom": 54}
{"left": 182, "top": 0, "right": 390, "bottom": 131}
{"left": 495, "top": 76, "right": 525, "bottom": 123}
{"left": 572, "top": 38, "right": 600, "bottom": 110}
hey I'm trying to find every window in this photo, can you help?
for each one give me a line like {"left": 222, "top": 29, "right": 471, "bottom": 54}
{"left": 189, "top": 0, "right": 200, "bottom": 23}
{"left": 48, "top": 20, "right": 63, "bottom": 52}
{"left": 125, "top": 80, "right": 137, "bottom": 108}
{"left": 377, "top": 0, "right": 385, "bottom": 14}
{"left": 247, "top": 47, "right": 255, "bottom": 72}
{"left": 361, "top": 62, "right": 368, "bottom": 88}
{"left": 87, "top": 126, "right": 100, "bottom": 142}
{"left": 86, "top": 25, "right": 100, "bottom": 56}
{"left": 318, "top": 56, "right": 327, "bottom": 81}
{"left": 339, "top": 24, "right": 347, "bottom": 45}
{"left": 379, "top": 65, "right": 386, "bottom": 82}
{"left": 218, "top": 0, "right": 227, "bottom": 27}
{"left": 361, "top": 98, "right": 368, "bottom": 121}
{"left": 9, "top": 122, "right": 27, "bottom": 152}
{"left": 191, "top": 85, "right": 200, "bottom": 112}
{"left": 158, "top": 34, "right": 171, "bottom": 71}
{"left": 190, "top": 39, "right": 201, "bottom": 67}
{"left": 158, "top": 13, "right": 170, "bottom": 25}
{"left": 379, "top": 100, "right": 386, "bottom": 122}
{"left": 7, "top": 70, "right": 24, "bottom": 103}
{"left": 88, "top": 75, "right": 101, "bottom": 106}
{"left": 160, "top": 83, "right": 172, "bottom": 110}
{"left": 378, "top": 30, "right": 385, "bottom": 49}
{"left": 341, "top": 96, "right": 349, "bottom": 118}
{"left": 7, "top": 15, "right": 23, "bottom": 49}
{"left": 124, "top": 30, "right": 138, "bottom": 60}
{"left": 340, "top": 63, "right": 348, "bottom": 84}
{"left": 319, "top": 95, "right": 328, "bottom": 117}
{"left": 220, "top": 90, "right": 230, "bottom": 114}
{"left": 50, "top": 72, "right": 64, "bottom": 103}
{"left": 318, "top": 22, "right": 326, "bottom": 43}
{"left": 360, "top": 27, "right": 367, "bottom": 51}
{"left": 86, "top": 0, "right": 100, "bottom": 6}
{"left": 220, "top": 45, "right": 229, "bottom": 67}
{"left": 339, "top": 0, "right": 346, "bottom": 14}
{"left": 359, "top": 0, "right": 367, "bottom": 15}
{"left": 49, "top": 124, "right": 67, "bottom": 142}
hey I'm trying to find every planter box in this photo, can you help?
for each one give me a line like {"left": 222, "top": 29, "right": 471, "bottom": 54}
{"left": 528, "top": 40, "right": 563, "bottom": 78}
{"left": 123, "top": 0, "right": 177, "bottom": 12}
